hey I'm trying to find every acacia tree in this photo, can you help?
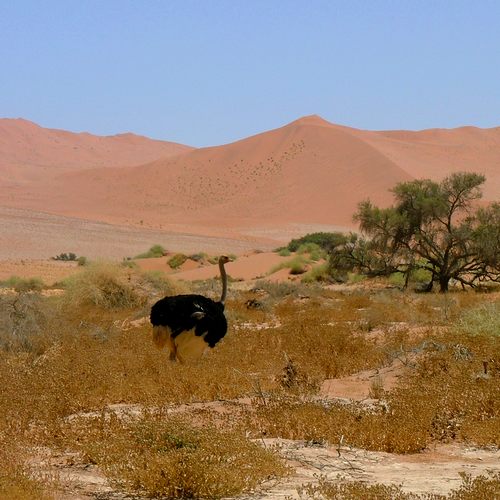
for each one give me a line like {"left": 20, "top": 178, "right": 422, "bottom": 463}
{"left": 339, "top": 172, "right": 500, "bottom": 292}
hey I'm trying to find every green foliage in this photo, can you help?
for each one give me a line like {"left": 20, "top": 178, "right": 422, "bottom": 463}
{"left": 133, "top": 244, "right": 166, "bottom": 259}
{"left": 188, "top": 252, "right": 208, "bottom": 262}
{"left": 347, "top": 173, "right": 499, "bottom": 292}
{"left": 120, "top": 258, "right": 138, "bottom": 269}
{"left": 271, "top": 255, "right": 308, "bottom": 275}
{"left": 347, "top": 272, "right": 366, "bottom": 284}
{"left": 167, "top": 253, "right": 188, "bottom": 269}
{"left": 278, "top": 248, "right": 291, "bottom": 257}
{"left": 389, "top": 267, "right": 433, "bottom": 287}
{"left": 327, "top": 232, "right": 378, "bottom": 282}
{"left": 301, "top": 262, "right": 329, "bottom": 283}
{"left": 77, "top": 256, "right": 87, "bottom": 266}
{"left": 286, "top": 232, "right": 348, "bottom": 252}
{"left": 296, "top": 242, "right": 325, "bottom": 261}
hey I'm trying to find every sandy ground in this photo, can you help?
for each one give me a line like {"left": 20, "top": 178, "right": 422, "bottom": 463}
{"left": 0, "top": 259, "right": 78, "bottom": 285}
{"left": 0, "top": 206, "right": 276, "bottom": 260}
{"left": 135, "top": 252, "right": 292, "bottom": 282}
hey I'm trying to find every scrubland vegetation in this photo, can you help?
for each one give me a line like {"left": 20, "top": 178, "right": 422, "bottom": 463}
{"left": 0, "top": 259, "right": 499, "bottom": 498}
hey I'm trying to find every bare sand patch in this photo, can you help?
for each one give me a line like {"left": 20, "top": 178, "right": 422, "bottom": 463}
{"left": 0, "top": 206, "right": 273, "bottom": 260}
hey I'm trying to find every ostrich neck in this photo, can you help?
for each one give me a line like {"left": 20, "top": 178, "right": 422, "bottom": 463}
{"left": 219, "top": 260, "right": 228, "bottom": 304}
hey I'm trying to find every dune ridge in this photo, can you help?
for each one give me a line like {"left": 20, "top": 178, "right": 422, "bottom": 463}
{"left": 1, "top": 115, "right": 499, "bottom": 257}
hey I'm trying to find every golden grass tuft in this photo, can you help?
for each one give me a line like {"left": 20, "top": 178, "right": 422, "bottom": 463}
{"left": 71, "top": 416, "right": 287, "bottom": 498}
{"left": 297, "top": 471, "right": 500, "bottom": 499}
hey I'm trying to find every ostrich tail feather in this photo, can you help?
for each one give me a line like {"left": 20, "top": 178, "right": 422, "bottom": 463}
{"left": 152, "top": 325, "right": 170, "bottom": 349}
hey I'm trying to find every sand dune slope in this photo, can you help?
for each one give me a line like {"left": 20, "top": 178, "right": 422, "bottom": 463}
{"left": 0, "top": 115, "right": 499, "bottom": 250}
{"left": 0, "top": 118, "right": 193, "bottom": 185}
{"left": 0, "top": 116, "right": 413, "bottom": 229}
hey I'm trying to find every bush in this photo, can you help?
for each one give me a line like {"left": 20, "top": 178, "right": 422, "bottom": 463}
{"left": 188, "top": 252, "right": 208, "bottom": 262}
{"left": 0, "top": 276, "right": 45, "bottom": 292}
{"left": 140, "top": 270, "right": 174, "bottom": 295}
{"left": 301, "top": 262, "right": 329, "bottom": 283}
{"left": 77, "top": 256, "right": 87, "bottom": 266}
{"left": 133, "top": 244, "right": 166, "bottom": 259}
{"left": 79, "top": 417, "right": 287, "bottom": 498}
{"left": 277, "top": 248, "right": 291, "bottom": 257}
{"left": 0, "top": 293, "right": 47, "bottom": 352}
{"left": 167, "top": 253, "right": 188, "bottom": 269}
{"left": 297, "top": 471, "right": 500, "bottom": 499}
{"left": 296, "top": 242, "right": 325, "bottom": 261}
{"left": 52, "top": 252, "right": 78, "bottom": 261}
{"left": 63, "top": 262, "right": 144, "bottom": 309}
{"left": 270, "top": 255, "right": 308, "bottom": 275}
{"left": 286, "top": 232, "right": 347, "bottom": 252}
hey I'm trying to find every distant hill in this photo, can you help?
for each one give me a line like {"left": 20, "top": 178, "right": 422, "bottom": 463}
{"left": 0, "top": 115, "right": 498, "bottom": 239}
{"left": 0, "top": 118, "right": 193, "bottom": 184}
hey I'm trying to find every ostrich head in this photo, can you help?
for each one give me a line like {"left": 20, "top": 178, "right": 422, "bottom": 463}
{"left": 219, "top": 255, "right": 230, "bottom": 305}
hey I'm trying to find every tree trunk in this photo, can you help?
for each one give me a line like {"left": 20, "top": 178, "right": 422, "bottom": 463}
{"left": 438, "top": 275, "right": 449, "bottom": 293}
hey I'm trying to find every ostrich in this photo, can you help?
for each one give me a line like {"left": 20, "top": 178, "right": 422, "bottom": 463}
{"left": 150, "top": 255, "right": 230, "bottom": 363}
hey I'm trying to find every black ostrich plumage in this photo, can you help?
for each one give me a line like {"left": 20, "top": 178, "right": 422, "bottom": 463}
{"left": 150, "top": 255, "right": 230, "bottom": 362}
{"left": 150, "top": 294, "right": 227, "bottom": 348}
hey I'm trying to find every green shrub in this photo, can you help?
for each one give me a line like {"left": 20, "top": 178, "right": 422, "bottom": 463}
{"left": 296, "top": 242, "right": 325, "bottom": 261}
{"left": 389, "top": 267, "right": 433, "bottom": 288}
{"left": 278, "top": 248, "right": 291, "bottom": 257}
{"left": 347, "top": 272, "right": 365, "bottom": 284}
{"left": 301, "top": 262, "right": 329, "bottom": 283}
{"left": 168, "top": 253, "right": 188, "bottom": 269}
{"left": 188, "top": 252, "right": 208, "bottom": 262}
{"left": 270, "top": 255, "right": 308, "bottom": 275}
{"left": 388, "top": 272, "right": 406, "bottom": 287}
{"left": 77, "top": 256, "right": 87, "bottom": 266}
{"left": 133, "top": 244, "right": 166, "bottom": 259}
{"left": 287, "top": 232, "right": 347, "bottom": 252}
{"left": 121, "top": 259, "right": 138, "bottom": 269}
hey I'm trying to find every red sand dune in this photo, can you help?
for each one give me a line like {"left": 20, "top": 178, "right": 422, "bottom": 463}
{"left": 0, "top": 118, "right": 193, "bottom": 185}
{"left": 1, "top": 115, "right": 499, "bottom": 257}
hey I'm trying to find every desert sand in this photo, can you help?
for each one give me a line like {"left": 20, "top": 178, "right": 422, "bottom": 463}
{"left": 1, "top": 115, "right": 499, "bottom": 260}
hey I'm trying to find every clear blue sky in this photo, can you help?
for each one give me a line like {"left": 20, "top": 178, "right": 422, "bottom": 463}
{"left": 1, "top": 1, "right": 499, "bottom": 147}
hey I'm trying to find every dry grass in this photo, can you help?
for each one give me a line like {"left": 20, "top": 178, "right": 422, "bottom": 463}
{"left": 297, "top": 471, "right": 500, "bottom": 499}
{"left": 66, "top": 415, "right": 287, "bottom": 498}
{"left": 0, "top": 265, "right": 498, "bottom": 497}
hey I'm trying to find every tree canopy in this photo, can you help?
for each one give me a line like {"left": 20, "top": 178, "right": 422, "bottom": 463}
{"left": 331, "top": 172, "right": 500, "bottom": 292}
